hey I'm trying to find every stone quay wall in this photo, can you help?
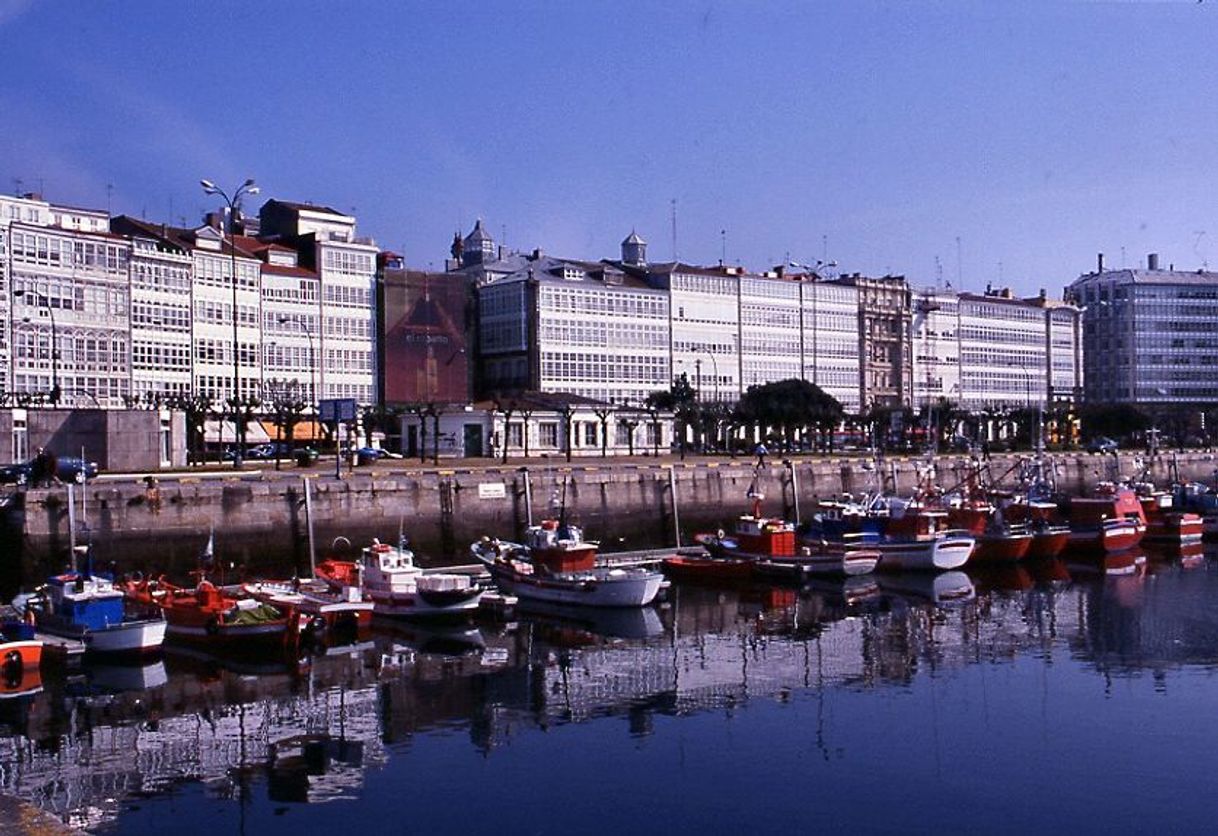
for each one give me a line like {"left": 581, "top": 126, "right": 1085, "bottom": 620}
{"left": 5, "top": 452, "right": 1214, "bottom": 571}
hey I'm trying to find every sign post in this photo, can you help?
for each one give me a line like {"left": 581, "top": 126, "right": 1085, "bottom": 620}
{"left": 319, "top": 398, "right": 358, "bottom": 479}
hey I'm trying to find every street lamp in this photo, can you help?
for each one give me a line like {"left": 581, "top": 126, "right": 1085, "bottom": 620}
{"left": 14, "top": 289, "right": 60, "bottom": 406}
{"left": 201, "top": 177, "right": 259, "bottom": 468}
{"left": 277, "top": 315, "right": 317, "bottom": 417}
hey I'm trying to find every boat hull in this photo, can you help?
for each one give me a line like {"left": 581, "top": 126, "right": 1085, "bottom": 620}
{"left": 486, "top": 563, "right": 663, "bottom": 607}
{"left": 1025, "top": 528, "right": 1071, "bottom": 560}
{"left": 874, "top": 535, "right": 975, "bottom": 572}
{"left": 970, "top": 532, "right": 1033, "bottom": 564}
{"left": 1067, "top": 520, "right": 1144, "bottom": 555}
{"left": 0, "top": 640, "right": 43, "bottom": 676}
{"left": 366, "top": 586, "right": 484, "bottom": 619}
{"left": 36, "top": 617, "right": 166, "bottom": 657}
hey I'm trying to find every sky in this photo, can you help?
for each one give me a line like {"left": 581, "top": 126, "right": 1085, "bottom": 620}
{"left": 2, "top": 0, "right": 1218, "bottom": 295}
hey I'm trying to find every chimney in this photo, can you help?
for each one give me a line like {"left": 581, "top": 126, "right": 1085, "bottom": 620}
{"left": 1097, "top": 252, "right": 1104, "bottom": 273}
{"left": 1147, "top": 252, "right": 1160, "bottom": 271}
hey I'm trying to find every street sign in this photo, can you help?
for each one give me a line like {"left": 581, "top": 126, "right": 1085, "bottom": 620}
{"left": 319, "top": 398, "right": 357, "bottom": 424}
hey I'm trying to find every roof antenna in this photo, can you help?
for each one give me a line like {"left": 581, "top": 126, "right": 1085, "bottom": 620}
{"left": 720, "top": 229, "right": 726, "bottom": 265}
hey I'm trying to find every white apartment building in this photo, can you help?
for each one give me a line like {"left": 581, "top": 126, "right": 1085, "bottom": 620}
{"left": 641, "top": 262, "right": 743, "bottom": 401}
{"left": 802, "top": 279, "right": 861, "bottom": 413}
{"left": 740, "top": 272, "right": 802, "bottom": 393}
{"left": 259, "top": 201, "right": 377, "bottom": 404}
{"left": 115, "top": 219, "right": 194, "bottom": 399}
{"left": 477, "top": 252, "right": 670, "bottom": 405}
{"left": 910, "top": 284, "right": 1081, "bottom": 412}
{"left": 246, "top": 239, "right": 321, "bottom": 406}
{"left": 2, "top": 194, "right": 132, "bottom": 407}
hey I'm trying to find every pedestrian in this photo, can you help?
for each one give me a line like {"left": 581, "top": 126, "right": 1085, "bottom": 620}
{"left": 44, "top": 448, "right": 59, "bottom": 485}
{"left": 30, "top": 447, "right": 50, "bottom": 487}
{"left": 755, "top": 442, "right": 768, "bottom": 468}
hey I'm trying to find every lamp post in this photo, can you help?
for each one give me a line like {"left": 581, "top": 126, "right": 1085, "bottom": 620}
{"left": 15, "top": 289, "right": 60, "bottom": 406}
{"left": 278, "top": 315, "right": 316, "bottom": 420}
{"left": 1008, "top": 361, "right": 1042, "bottom": 453}
{"left": 201, "top": 177, "right": 259, "bottom": 468}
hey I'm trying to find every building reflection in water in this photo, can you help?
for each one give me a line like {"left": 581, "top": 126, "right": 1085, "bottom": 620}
{"left": 0, "top": 550, "right": 1215, "bottom": 829}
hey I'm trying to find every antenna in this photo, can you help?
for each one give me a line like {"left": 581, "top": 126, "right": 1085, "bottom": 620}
{"left": 934, "top": 255, "right": 943, "bottom": 288}
{"left": 955, "top": 236, "right": 963, "bottom": 289}
{"left": 106, "top": 183, "right": 114, "bottom": 215}
{"left": 720, "top": 229, "right": 726, "bottom": 265}
{"left": 822, "top": 234, "right": 828, "bottom": 264}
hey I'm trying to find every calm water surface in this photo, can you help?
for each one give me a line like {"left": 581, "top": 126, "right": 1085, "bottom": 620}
{"left": 3, "top": 549, "right": 1218, "bottom": 834}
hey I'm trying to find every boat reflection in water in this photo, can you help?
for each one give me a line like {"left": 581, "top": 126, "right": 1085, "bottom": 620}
{"left": 876, "top": 570, "right": 976, "bottom": 606}
{"left": 3, "top": 551, "right": 1218, "bottom": 832}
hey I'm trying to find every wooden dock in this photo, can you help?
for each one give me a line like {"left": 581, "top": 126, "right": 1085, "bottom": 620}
{"left": 33, "top": 631, "right": 87, "bottom": 664}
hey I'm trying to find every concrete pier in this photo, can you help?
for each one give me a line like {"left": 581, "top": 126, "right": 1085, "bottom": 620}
{"left": 4, "top": 451, "right": 1215, "bottom": 570}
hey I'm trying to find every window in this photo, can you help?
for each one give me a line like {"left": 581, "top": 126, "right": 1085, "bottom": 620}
{"left": 583, "top": 423, "right": 597, "bottom": 446}
{"left": 507, "top": 422, "right": 524, "bottom": 448}
{"left": 539, "top": 422, "right": 558, "bottom": 448}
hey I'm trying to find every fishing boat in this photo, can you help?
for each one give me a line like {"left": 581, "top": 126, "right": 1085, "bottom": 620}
{"left": 241, "top": 578, "right": 374, "bottom": 633}
{"left": 859, "top": 498, "right": 976, "bottom": 571}
{"left": 697, "top": 491, "right": 880, "bottom": 579}
{"left": 0, "top": 610, "right": 42, "bottom": 685}
{"left": 24, "top": 546, "right": 166, "bottom": 657}
{"left": 316, "top": 539, "right": 483, "bottom": 619}
{"left": 471, "top": 521, "right": 664, "bottom": 608}
{"left": 661, "top": 551, "right": 755, "bottom": 584}
{"left": 121, "top": 576, "right": 291, "bottom": 647}
{"left": 1132, "top": 483, "right": 1203, "bottom": 549}
{"left": 1063, "top": 483, "right": 1146, "bottom": 555}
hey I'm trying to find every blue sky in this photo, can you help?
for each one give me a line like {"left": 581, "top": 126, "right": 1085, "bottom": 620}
{"left": 2, "top": 0, "right": 1217, "bottom": 294}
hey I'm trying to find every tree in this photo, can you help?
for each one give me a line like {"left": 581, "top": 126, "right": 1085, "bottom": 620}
{"left": 492, "top": 393, "right": 519, "bottom": 463}
{"left": 647, "top": 374, "right": 698, "bottom": 459}
{"left": 1079, "top": 403, "right": 1150, "bottom": 442}
{"left": 592, "top": 404, "right": 614, "bottom": 458}
{"left": 265, "top": 379, "right": 307, "bottom": 470}
{"left": 737, "top": 379, "right": 844, "bottom": 453}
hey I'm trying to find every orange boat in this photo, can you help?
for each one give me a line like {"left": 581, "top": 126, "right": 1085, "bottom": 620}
{"left": 0, "top": 621, "right": 43, "bottom": 689}
{"left": 121, "top": 577, "right": 291, "bottom": 648}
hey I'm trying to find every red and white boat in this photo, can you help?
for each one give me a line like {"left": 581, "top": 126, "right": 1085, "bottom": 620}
{"left": 318, "top": 539, "right": 484, "bottom": 619}
{"left": 1064, "top": 484, "right": 1146, "bottom": 555}
{"left": 872, "top": 505, "right": 976, "bottom": 571}
{"left": 697, "top": 493, "right": 880, "bottom": 579}
{"left": 1133, "top": 483, "right": 1203, "bottom": 549}
{"left": 121, "top": 577, "right": 291, "bottom": 647}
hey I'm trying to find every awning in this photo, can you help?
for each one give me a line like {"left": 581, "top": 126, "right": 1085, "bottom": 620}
{"left": 203, "top": 420, "right": 272, "bottom": 445}
{"left": 258, "top": 419, "right": 327, "bottom": 442}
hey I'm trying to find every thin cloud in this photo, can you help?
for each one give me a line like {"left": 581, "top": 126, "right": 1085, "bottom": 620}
{"left": 0, "top": 0, "right": 35, "bottom": 27}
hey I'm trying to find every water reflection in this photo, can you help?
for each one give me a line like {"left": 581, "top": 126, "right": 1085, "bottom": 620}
{"left": 0, "top": 550, "right": 1216, "bottom": 831}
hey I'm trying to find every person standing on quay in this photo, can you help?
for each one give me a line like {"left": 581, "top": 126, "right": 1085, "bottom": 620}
{"left": 755, "top": 442, "right": 768, "bottom": 468}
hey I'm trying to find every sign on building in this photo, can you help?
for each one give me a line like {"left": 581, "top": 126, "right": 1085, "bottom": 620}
{"left": 319, "top": 398, "right": 358, "bottom": 424}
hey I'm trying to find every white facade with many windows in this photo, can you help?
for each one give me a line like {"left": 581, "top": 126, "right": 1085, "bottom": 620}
{"left": 2, "top": 194, "right": 133, "bottom": 407}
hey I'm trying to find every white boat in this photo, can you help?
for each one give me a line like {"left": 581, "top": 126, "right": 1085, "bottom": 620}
{"left": 872, "top": 534, "right": 975, "bottom": 572}
{"left": 471, "top": 521, "right": 664, "bottom": 608}
{"left": 29, "top": 569, "right": 166, "bottom": 657}
{"left": 317, "top": 540, "right": 483, "bottom": 620}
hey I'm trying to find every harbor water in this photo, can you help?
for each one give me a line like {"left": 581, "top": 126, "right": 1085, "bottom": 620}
{"left": 0, "top": 546, "right": 1215, "bottom": 833}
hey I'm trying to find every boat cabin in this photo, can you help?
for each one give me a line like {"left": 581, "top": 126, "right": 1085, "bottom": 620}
{"left": 524, "top": 520, "right": 597, "bottom": 572}
{"left": 362, "top": 542, "right": 418, "bottom": 574}
{"left": 1069, "top": 484, "right": 1147, "bottom": 526}
{"left": 734, "top": 516, "right": 796, "bottom": 556}
{"left": 45, "top": 574, "right": 124, "bottom": 630}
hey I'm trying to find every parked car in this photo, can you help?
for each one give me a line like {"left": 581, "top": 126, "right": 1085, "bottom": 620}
{"left": 0, "top": 455, "right": 98, "bottom": 485}
{"left": 1086, "top": 436, "right": 1118, "bottom": 453}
